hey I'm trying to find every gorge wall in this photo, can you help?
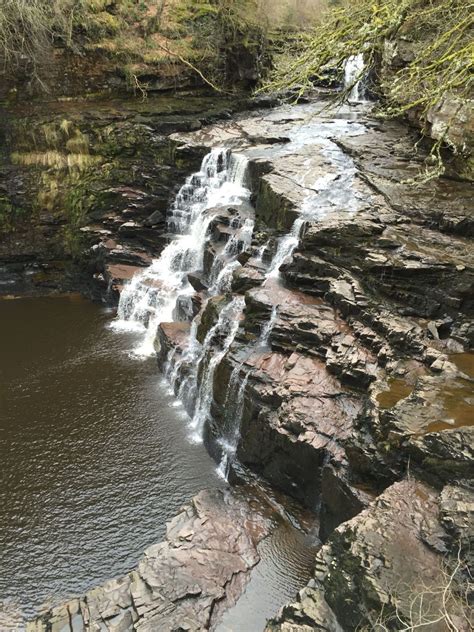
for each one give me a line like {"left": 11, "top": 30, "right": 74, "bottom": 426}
{"left": 2, "top": 3, "right": 472, "bottom": 630}
{"left": 26, "top": 97, "right": 474, "bottom": 630}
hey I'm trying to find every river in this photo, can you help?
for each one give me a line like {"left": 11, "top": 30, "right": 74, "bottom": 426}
{"left": 0, "top": 294, "right": 316, "bottom": 631}
{"left": 0, "top": 295, "right": 221, "bottom": 626}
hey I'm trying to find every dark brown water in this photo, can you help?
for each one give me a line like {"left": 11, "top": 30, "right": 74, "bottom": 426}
{"left": 0, "top": 294, "right": 317, "bottom": 631}
{"left": 377, "top": 378, "right": 413, "bottom": 409}
{"left": 0, "top": 295, "right": 222, "bottom": 625}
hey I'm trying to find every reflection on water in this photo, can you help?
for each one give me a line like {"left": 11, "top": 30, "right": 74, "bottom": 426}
{"left": 217, "top": 521, "right": 318, "bottom": 632}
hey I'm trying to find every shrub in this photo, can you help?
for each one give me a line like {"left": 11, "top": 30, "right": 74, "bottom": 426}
{"left": 0, "top": 0, "right": 77, "bottom": 84}
{"left": 265, "top": 0, "right": 472, "bottom": 119}
{"left": 264, "top": 0, "right": 473, "bottom": 178}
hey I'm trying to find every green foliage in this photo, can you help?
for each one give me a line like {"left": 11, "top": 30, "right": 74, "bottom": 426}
{"left": 0, "top": 0, "right": 144, "bottom": 83}
{"left": 265, "top": 0, "right": 473, "bottom": 178}
{"left": 0, "top": 0, "right": 272, "bottom": 92}
{"left": 0, "top": 0, "right": 76, "bottom": 84}
{"left": 266, "top": 0, "right": 472, "bottom": 116}
{"left": 166, "top": 0, "right": 271, "bottom": 89}
{"left": 0, "top": 196, "right": 27, "bottom": 232}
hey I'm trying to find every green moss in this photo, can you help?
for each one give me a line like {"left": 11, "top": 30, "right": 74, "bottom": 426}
{"left": 265, "top": 0, "right": 473, "bottom": 179}
{"left": 0, "top": 196, "right": 29, "bottom": 232}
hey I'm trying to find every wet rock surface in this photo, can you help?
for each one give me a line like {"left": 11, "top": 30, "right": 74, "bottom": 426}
{"left": 172, "top": 98, "right": 473, "bottom": 499}
{"left": 14, "top": 96, "right": 474, "bottom": 631}
{"left": 28, "top": 489, "right": 271, "bottom": 632}
{"left": 266, "top": 480, "right": 473, "bottom": 631}
{"left": 0, "top": 94, "right": 253, "bottom": 298}
{"left": 163, "top": 100, "right": 473, "bottom": 628}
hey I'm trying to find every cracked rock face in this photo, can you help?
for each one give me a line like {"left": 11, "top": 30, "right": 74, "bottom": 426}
{"left": 267, "top": 480, "right": 473, "bottom": 632}
{"left": 166, "top": 100, "right": 473, "bottom": 537}
{"left": 25, "top": 96, "right": 474, "bottom": 632}
{"left": 28, "top": 489, "right": 270, "bottom": 632}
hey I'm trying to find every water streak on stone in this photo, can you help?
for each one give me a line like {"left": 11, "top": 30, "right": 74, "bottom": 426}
{"left": 266, "top": 219, "right": 305, "bottom": 279}
{"left": 217, "top": 306, "right": 278, "bottom": 480}
{"left": 190, "top": 296, "right": 245, "bottom": 443}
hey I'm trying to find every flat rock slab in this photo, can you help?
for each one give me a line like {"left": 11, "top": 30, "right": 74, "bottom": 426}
{"left": 105, "top": 264, "right": 143, "bottom": 293}
{"left": 28, "top": 489, "right": 270, "bottom": 632}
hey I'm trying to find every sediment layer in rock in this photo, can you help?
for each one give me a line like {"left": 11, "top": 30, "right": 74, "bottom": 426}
{"left": 28, "top": 489, "right": 270, "bottom": 632}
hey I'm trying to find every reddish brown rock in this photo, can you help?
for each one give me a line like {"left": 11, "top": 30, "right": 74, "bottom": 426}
{"left": 267, "top": 480, "right": 471, "bottom": 632}
{"left": 28, "top": 490, "right": 270, "bottom": 632}
{"left": 105, "top": 264, "right": 142, "bottom": 293}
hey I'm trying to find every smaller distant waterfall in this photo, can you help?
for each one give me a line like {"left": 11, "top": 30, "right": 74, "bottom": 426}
{"left": 209, "top": 217, "right": 255, "bottom": 293}
{"left": 254, "top": 241, "right": 270, "bottom": 263}
{"left": 217, "top": 371, "right": 251, "bottom": 481}
{"left": 344, "top": 54, "right": 366, "bottom": 103}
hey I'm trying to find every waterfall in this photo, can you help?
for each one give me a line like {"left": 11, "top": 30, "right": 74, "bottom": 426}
{"left": 344, "top": 54, "right": 366, "bottom": 103}
{"left": 189, "top": 296, "right": 245, "bottom": 443}
{"left": 217, "top": 306, "right": 278, "bottom": 480}
{"left": 208, "top": 216, "right": 255, "bottom": 292}
{"left": 113, "top": 148, "right": 250, "bottom": 356}
{"left": 254, "top": 241, "right": 270, "bottom": 263}
{"left": 110, "top": 146, "right": 254, "bottom": 445}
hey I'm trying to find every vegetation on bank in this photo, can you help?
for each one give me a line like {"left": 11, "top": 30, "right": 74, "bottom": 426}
{"left": 267, "top": 0, "right": 472, "bottom": 113}
{"left": 266, "top": 0, "right": 473, "bottom": 177}
{"left": 0, "top": 0, "right": 472, "bottom": 241}
{"left": 0, "top": 1, "right": 332, "bottom": 93}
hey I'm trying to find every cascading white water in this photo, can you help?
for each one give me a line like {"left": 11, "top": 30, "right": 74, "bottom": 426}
{"left": 208, "top": 216, "right": 254, "bottom": 292}
{"left": 254, "top": 241, "right": 270, "bottom": 263}
{"left": 189, "top": 296, "right": 245, "bottom": 443}
{"left": 217, "top": 306, "right": 278, "bottom": 480}
{"left": 344, "top": 54, "right": 366, "bottom": 103}
{"left": 265, "top": 218, "right": 305, "bottom": 279}
{"left": 217, "top": 371, "right": 251, "bottom": 480}
{"left": 113, "top": 106, "right": 367, "bottom": 456}
{"left": 259, "top": 306, "right": 278, "bottom": 348}
{"left": 210, "top": 260, "right": 241, "bottom": 294}
{"left": 113, "top": 149, "right": 250, "bottom": 356}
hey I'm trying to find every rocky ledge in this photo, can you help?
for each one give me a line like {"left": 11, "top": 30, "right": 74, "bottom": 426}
{"left": 28, "top": 489, "right": 271, "bottom": 632}
{"left": 155, "top": 99, "right": 473, "bottom": 627}
{"left": 0, "top": 92, "right": 261, "bottom": 298}
{"left": 266, "top": 479, "right": 473, "bottom": 631}
{"left": 25, "top": 97, "right": 473, "bottom": 631}
{"left": 166, "top": 99, "right": 473, "bottom": 512}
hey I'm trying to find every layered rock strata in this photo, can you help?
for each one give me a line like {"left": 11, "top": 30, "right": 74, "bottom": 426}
{"left": 28, "top": 490, "right": 271, "bottom": 632}
{"left": 165, "top": 100, "right": 473, "bottom": 528}
{"left": 266, "top": 480, "right": 473, "bottom": 631}
{"left": 27, "top": 98, "right": 473, "bottom": 630}
{"left": 155, "top": 100, "right": 473, "bottom": 626}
